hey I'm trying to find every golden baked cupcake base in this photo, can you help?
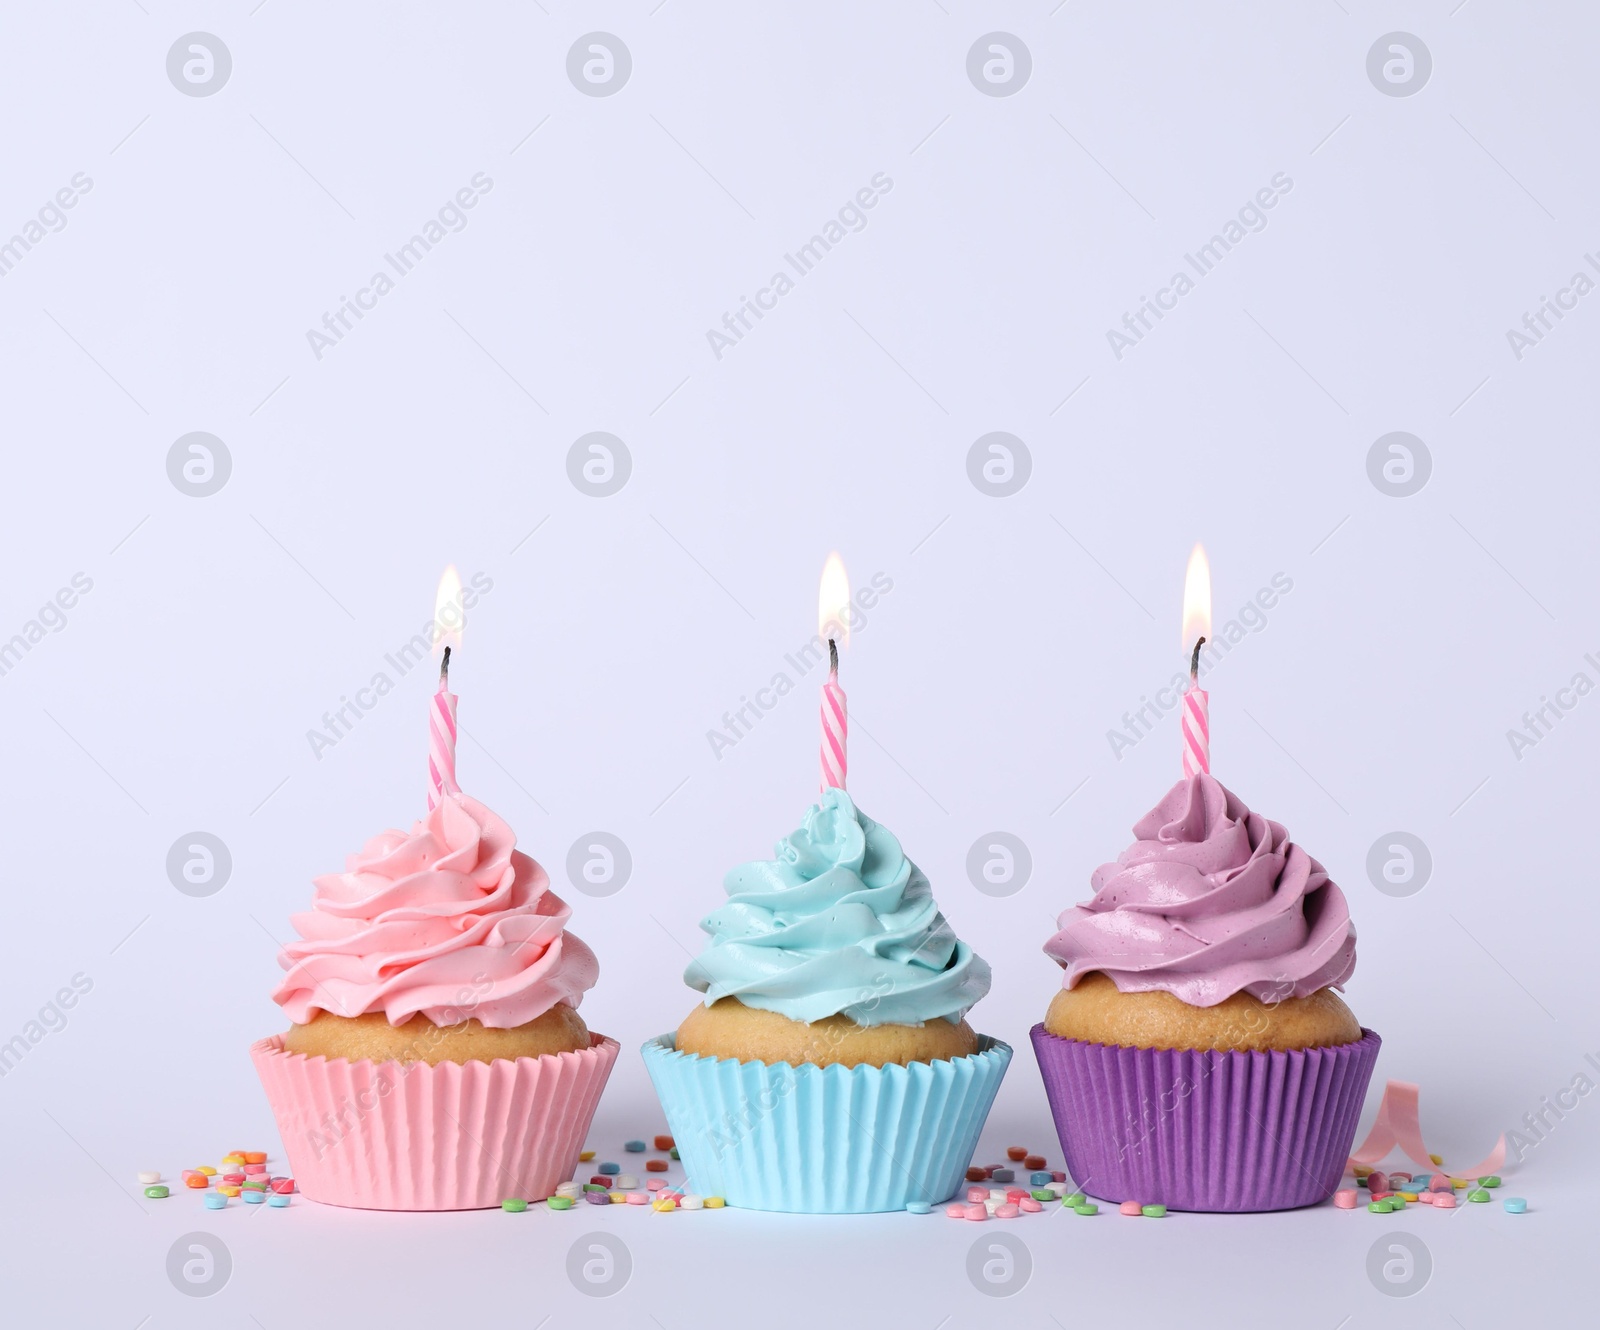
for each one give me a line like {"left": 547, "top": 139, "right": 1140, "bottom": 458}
{"left": 281, "top": 1003, "right": 590, "bottom": 1065}
{"left": 675, "top": 996, "right": 978, "bottom": 1068}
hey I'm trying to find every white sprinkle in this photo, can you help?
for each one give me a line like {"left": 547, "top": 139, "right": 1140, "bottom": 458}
{"left": 680, "top": 1194, "right": 704, "bottom": 1210}
{"left": 617, "top": 1174, "right": 639, "bottom": 1190}
{"left": 138, "top": 1171, "right": 160, "bottom": 1185}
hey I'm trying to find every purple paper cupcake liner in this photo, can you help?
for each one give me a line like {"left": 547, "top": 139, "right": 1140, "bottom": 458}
{"left": 1031, "top": 1023, "right": 1380, "bottom": 1212}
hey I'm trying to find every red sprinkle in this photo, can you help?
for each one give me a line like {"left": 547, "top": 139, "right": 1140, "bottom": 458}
{"left": 966, "top": 1167, "right": 988, "bottom": 1182}
{"left": 645, "top": 1160, "right": 668, "bottom": 1173}
{"left": 590, "top": 1176, "right": 610, "bottom": 1186}
{"left": 271, "top": 1179, "right": 295, "bottom": 1194}
{"left": 654, "top": 1135, "right": 674, "bottom": 1151}
{"left": 1023, "top": 1155, "right": 1046, "bottom": 1171}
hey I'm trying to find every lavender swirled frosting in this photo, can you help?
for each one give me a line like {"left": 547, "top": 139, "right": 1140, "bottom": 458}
{"left": 1044, "top": 773, "right": 1356, "bottom": 1007}
{"left": 685, "top": 787, "right": 991, "bottom": 1026}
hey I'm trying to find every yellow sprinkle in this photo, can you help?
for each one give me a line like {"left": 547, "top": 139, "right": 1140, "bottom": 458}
{"left": 218, "top": 1185, "right": 241, "bottom": 1197}
{"left": 609, "top": 1191, "right": 627, "bottom": 1204}
{"left": 579, "top": 1151, "right": 595, "bottom": 1162}
{"left": 651, "top": 1198, "right": 677, "bottom": 1212}
{"left": 1399, "top": 1192, "right": 1419, "bottom": 1202}
{"left": 196, "top": 1166, "right": 217, "bottom": 1176}
{"left": 1429, "top": 1154, "right": 1444, "bottom": 1166}
{"left": 703, "top": 1196, "right": 725, "bottom": 1209}
{"left": 221, "top": 1154, "right": 244, "bottom": 1165}
{"left": 1454, "top": 1179, "right": 1468, "bottom": 1189}
{"left": 1352, "top": 1165, "right": 1373, "bottom": 1178}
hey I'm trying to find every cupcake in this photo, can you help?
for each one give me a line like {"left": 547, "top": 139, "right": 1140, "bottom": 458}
{"left": 644, "top": 786, "right": 1010, "bottom": 1212}
{"left": 252, "top": 791, "right": 617, "bottom": 1210}
{"left": 1032, "top": 773, "right": 1380, "bottom": 1212}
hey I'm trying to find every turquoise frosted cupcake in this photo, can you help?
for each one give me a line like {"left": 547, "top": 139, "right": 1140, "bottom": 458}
{"left": 643, "top": 787, "right": 1010, "bottom": 1212}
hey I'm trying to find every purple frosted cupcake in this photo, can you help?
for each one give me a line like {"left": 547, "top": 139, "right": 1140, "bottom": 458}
{"left": 1032, "top": 773, "right": 1379, "bottom": 1212}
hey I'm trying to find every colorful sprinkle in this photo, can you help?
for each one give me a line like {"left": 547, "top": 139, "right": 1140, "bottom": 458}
{"left": 1119, "top": 1200, "right": 1144, "bottom": 1216}
{"left": 703, "top": 1197, "right": 725, "bottom": 1209}
{"left": 645, "top": 1159, "right": 668, "bottom": 1173}
{"left": 1141, "top": 1204, "right": 1167, "bottom": 1218}
{"left": 1006, "top": 1146, "right": 1028, "bottom": 1161}
{"left": 202, "top": 1193, "right": 227, "bottom": 1210}
{"left": 963, "top": 1202, "right": 988, "bottom": 1221}
{"left": 1030, "top": 1171, "right": 1052, "bottom": 1187}
{"left": 1429, "top": 1153, "right": 1443, "bottom": 1166}
{"left": 682, "top": 1194, "right": 706, "bottom": 1210}
{"left": 646, "top": 1179, "right": 665, "bottom": 1192}
{"left": 966, "top": 1186, "right": 988, "bottom": 1203}
{"left": 1073, "top": 1203, "right": 1099, "bottom": 1216}
{"left": 502, "top": 1198, "right": 528, "bottom": 1212}
{"left": 625, "top": 1192, "right": 647, "bottom": 1206}
{"left": 144, "top": 1185, "right": 169, "bottom": 1199}
{"left": 585, "top": 1191, "right": 611, "bottom": 1205}
{"left": 945, "top": 1204, "right": 966, "bottom": 1218}
{"left": 137, "top": 1171, "right": 160, "bottom": 1185}
{"left": 1428, "top": 1175, "right": 1452, "bottom": 1192}
{"left": 579, "top": 1150, "right": 595, "bottom": 1162}
{"left": 994, "top": 1203, "right": 1020, "bottom": 1219}
{"left": 1031, "top": 1189, "right": 1054, "bottom": 1202}
{"left": 1018, "top": 1197, "right": 1042, "bottom": 1213}
{"left": 271, "top": 1179, "right": 295, "bottom": 1194}
{"left": 267, "top": 1193, "right": 290, "bottom": 1208}
{"left": 1367, "top": 1171, "right": 1388, "bottom": 1193}
{"left": 599, "top": 1161, "right": 620, "bottom": 1175}
{"left": 1502, "top": 1197, "right": 1527, "bottom": 1213}
{"left": 1333, "top": 1189, "right": 1358, "bottom": 1209}
{"left": 966, "top": 1166, "right": 988, "bottom": 1182}
{"left": 670, "top": 1147, "right": 680, "bottom": 1160}
{"left": 1023, "top": 1155, "right": 1046, "bottom": 1171}
{"left": 624, "top": 1140, "right": 646, "bottom": 1153}
{"left": 1368, "top": 1200, "right": 1393, "bottom": 1213}
{"left": 1480, "top": 1175, "right": 1502, "bottom": 1188}
{"left": 991, "top": 1168, "right": 1014, "bottom": 1183}
{"left": 1468, "top": 1189, "right": 1491, "bottom": 1203}
{"left": 1063, "top": 1193, "right": 1086, "bottom": 1208}
{"left": 583, "top": 1183, "right": 608, "bottom": 1193}
{"left": 218, "top": 1185, "right": 241, "bottom": 1198}
{"left": 195, "top": 1166, "right": 217, "bottom": 1177}
{"left": 1431, "top": 1194, "right": 1456, "bottom": 1210}
{"left": 242, "top": 1190, "right": 265, "bottom": 1205}
{"left": 654, "top": 1135, "right": 674, "bottom": 1151}
{"left": 184, "top": 1175, "right": 209, "bottom": 1190}
{"left": 616, "top": 1174, "right": 639, "bottom": 1190}
{"left": 1051, "top": 1170, "right": 1067, "bottom": 1183}
{"left": 548, "top": 1195, "right": 574, "bottom": 1210}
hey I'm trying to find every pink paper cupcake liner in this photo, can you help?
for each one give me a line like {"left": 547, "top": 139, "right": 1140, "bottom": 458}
{"left": 251, "top": 1032, "right": 618, "bottom": 1210}
{"left": 1031, "top": 1023, "right": 1380, "bottom": 1212}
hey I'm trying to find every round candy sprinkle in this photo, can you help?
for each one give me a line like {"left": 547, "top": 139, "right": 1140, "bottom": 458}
{"left": 945, "top": 1204, "right": 965, "bottom": 1218}
{"left": 222, "top": 1174, "right": 245, "bottom": 1186}
{"left": 202, "top": 1193, "right": 227, "bottom": 1210}
{"left": 963, "top": 1202, "right": 987, "bottom": 1221}
{"left": 1368, "top": 1200, "right": 1393, "bottom": 1213}
{"left": 1453, "top": 1178, "right": 1468, "bottom": 1189}
{"left": 1333, "top": 1189, "right": 1357, "bottom": 1209}
{"left": 624, "top": 1140, "right": 646, "bottom": 1153}
{"left": 267, "top": 1193, "right": 290, "bottom": 1208}
{"left": 645, "top": 1159, "right": 668, "bottom": 1173}
{"left": 548, "top": 1196, "right": 575, "bottom": 1210}
{"left": 682, "top": 1195, "right": 705, "bottom": 1211}
{"left": 271, "top": 1179, "right": 295, "bottom": 1194}
{"left": 599, "top": 1162, "right": 620, "bottom": 1176}
{"left": 242, "top": 1152, "right": 267, "bottom": 1165}
{"left": 243, "top": 1164, "right": 266, "bottom": 1176}
{"left": 1006, "top": 1146, "right": 1027, "bottom": 1161}
{"left": 1063, "top": 1193, "right": 1086, "bottom": 1208}
{"left": 994, "top": 1203, "right": 1020, "bottom": 1219}
{"left": 966, "top": 1186, "right": 987, "bottom": 1203}
{"left": 579, "top": 1151, "right": 595, "bottom": 1162}
{"left": 1073, "top": 1203, "right": 1099, "bottom": 1216}
{"left": 1398, "top": 1192, "right": 1419, "bottom": 1203}
{"left": 137, "top": 1171, "right": 160, "bottom": 1185}
{"left": 1429, "top": 1175, "right": 1452, "bottom": 1192}
{"left": 582, "top": 1183, "right": 608, "bottom": 1193}
{"left": 1141, "top": 1204, "right": 1167, "bottom": 1218}
{"left": 1119, "top": 1201, "right": 1143, "bottom": 1216}
{"left": 1410, "top": 1174, "right": 1432, "bottom": 1189}
{"left": 1031, "top": 1189, "right": 1054, "bottom": 1202}
{"left": 1502, "top": 1197, "right": 1527, "bottom": 1213}
{"left": 703, "top": 1197, "right": 725, "bottom": 1209}
{"left": 196, "top": 1166, "right": 217, "bottom": 1177}
{"left": 218, "top": 1185, "right": 241, "bottom": 1198}
{"left": 654, "top": 1135, "right": 674, "bottom": 1151}
{"left": 221, "top": 1154, "right": 244, "bottom": 1166}
{"left": 1005, "top": 1188, "right": 1027, "bottom": 1203}
{"left": 609, "top": 1191, "right": 627, "bottom": 1204}
{"left": 1429, "top": 1153, "right": 1443, "bottom": 1166}
{"left": 185, "top": 1176, "right": 209, "bottom": 1189}
{"left": 1051, "top": 1170, "right": 1067, "bottom": 1183}
{"left": 1030, "top": 1172, "right": 1052, "bottom": 1187}
{"left": 1431, "top": 1194, "right": 1456, "bottom": 1209}
{"left": 585, "top": 1191, "right": 610, "bottom": 1205}
{"left": 1018, "top": 1197, "right": 1043, "bottom": 1213}
{"left": 502, "top": 1198, "right": 528, "bottom": 1212}
{"left": 646, "top": 1179, "right": 665, "bottom": 1192}
{"left": 898, "top": 1199, "right": 927, "bottom": 1215}
{"left": 1481, "top": 1175, "right": 1502, "bottom": 1188}
{"left": 1468, "top": 1188, "right": 1490, "bottom": 1203}
{"left": 670, "top": 1147, "right": 680, "bottom": 1160}
{"left": 144, "top": 1185, "right": 169, "bottom": 1199}
{"left": 1023, "top": 1155, "right": 1046, "bottom": 1171}
{"left": 965, "top": 1167, "right": 988, "bottom": 1182}
{"left": 1367, "top": 1171, "right": 1388, "bottom": 1193}
{"left": 990, "top": 1168, "right": 1014, "bottom": 1183}
{"left": 243, "top": 1190, "right": 265, "bottom": 1205}
{"left": 617, "top": 1174, "right": 639, "bottom": 1190}
{"left": 625, "top": 1192, "right": 647, "bottom": 1206}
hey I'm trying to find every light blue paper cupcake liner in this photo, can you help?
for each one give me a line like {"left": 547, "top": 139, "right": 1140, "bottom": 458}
{"left": 642, "top": 1033, "right": 1011, "bottom": 1213}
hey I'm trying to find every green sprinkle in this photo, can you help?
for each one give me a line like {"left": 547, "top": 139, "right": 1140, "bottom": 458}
{"left": 1356, "top": 1176, "right": 1370, "bottom": 1188}
{"left": 1141, "top": 1204, "right": 1167, "bottom": 1218}
{"left": 144, "top": 1185, "right": 169, "bottom": 1199}
{"left": 670, "top": 1147, "right": 680, "bottom": 1160}
{"left": 582, "top": 1183, "right": 608, "bottom": 1192}
{"left": 1031, "top": 1189, "right": 1055, "bottom": 1202}
{"left": 501, "top": 1198, "right": 527, "bottom": 1213}
{"left": 547, "top": 1195, "right": 575, "bottom": 1210}
{"left": 1468, "top": 1189, "right": 1491, "bottom": 1203}
{"left": 1073, "top": 1203, "right": 1099, "bottom": 1216}
{"left": 1063, "top": 1192, "right": 1087, "bottom": 1207}
{"left": 1368, "top": 1200, "right": 1392, "bottom": 1213}
{"left": 1480, "top": 1175, "right": 1501, "bottom": 1188}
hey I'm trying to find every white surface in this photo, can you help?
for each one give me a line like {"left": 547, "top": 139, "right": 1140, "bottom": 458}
{"left": 1, "top": 3, "right": 1593, "bottom": 1324}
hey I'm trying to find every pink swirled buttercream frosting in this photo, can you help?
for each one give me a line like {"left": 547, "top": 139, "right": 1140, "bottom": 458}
{"left": 273, "top": 792, "right": 597, "bottom": 1028}
{"left": 1044, "top": 773, "right": 1356, "bottom": 1007}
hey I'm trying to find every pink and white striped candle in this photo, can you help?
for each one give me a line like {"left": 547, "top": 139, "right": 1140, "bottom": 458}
{"left": 428, "top": 648, "right": 459, "bottom": 809}
{"left": 1181, "top": 667, "right": 1209, "bottom": 778}
{"left": 821, "top": 644, "right": 848, "bottom": 791}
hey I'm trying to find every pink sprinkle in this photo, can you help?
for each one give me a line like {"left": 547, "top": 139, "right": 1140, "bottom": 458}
{"left": 1333, "top": 1189, "right": 1357, "bottom": 1209}
{"left": 646, "top": 1179, "right": 664, "bottom": 1192}
{"left": 1005, "top": 1188, "right": 1027, "bottom": 1202}
{"left": 963, "top": 1202, "right": 988, "bottom": 1222}
{"left": 945, "top": 1204, "right": 966, "bottom": 1218}
{"left": 1019, "top": 1197, "right": 1042, "bottom": 1213}
{"left": 1367, "top": 1171, "right": 1388, "bottom": 1193}
{"left": 1120, "top": 1200, "right": 1144, "bottom": 1216}
{"left": 966, "top": 1186, "right": 988, "bottom": 1203}
{"left": 1428, "top": 1175, "right": 1452, "bottom": 1192}
{"left": 625, "top": 1191, "right": 648, "bottom": 1206}
{"left": 1430, "top": 1193, "right": 1456, "bottom": 1209}
{"left": 994, "top": 1204, "right": 1020, "bottom": 1219}
{"left": 243, "top": 1164, "right": 266, "bottom": 1176}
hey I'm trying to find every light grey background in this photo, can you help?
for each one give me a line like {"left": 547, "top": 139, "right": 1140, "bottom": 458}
{"left": 1, "top": 3, "right": 1592, "bottom": 1324}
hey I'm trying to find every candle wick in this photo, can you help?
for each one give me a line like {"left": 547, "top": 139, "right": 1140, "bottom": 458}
{"left": 439, "top": 644, "right": 451, "bottom": 689}
{"left": 828, "top": 637, "right": 838, "bottom": 675}
{"left": 1189, "top": 636, "right": 1205, "bottom": 680}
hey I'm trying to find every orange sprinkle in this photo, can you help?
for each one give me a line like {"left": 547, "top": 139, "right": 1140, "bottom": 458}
{"left": 645, "top": 1159, "right": 668, "bottom": 1173}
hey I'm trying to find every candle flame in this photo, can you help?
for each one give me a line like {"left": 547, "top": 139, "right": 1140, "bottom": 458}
{"left": 818, "top": 552, "right": 851, "bottom": 652}
{"left": 1181, "top": 543, "right": 1211, "bottom": 655}
{"left": 434, "top": 564, "right": 465, "bottom": 652}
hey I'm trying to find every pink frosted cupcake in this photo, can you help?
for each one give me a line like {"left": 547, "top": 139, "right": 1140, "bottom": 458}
{"left": 1032, "top": 773, "right": 1379, "bottom": 1211}
{"left": 252, "top": 791, "right": 617, "bottom": 1210}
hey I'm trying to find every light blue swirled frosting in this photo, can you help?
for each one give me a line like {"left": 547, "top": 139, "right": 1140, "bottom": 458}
{"left": 684, "top": 787, "right": 992, "bottom": 1027}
